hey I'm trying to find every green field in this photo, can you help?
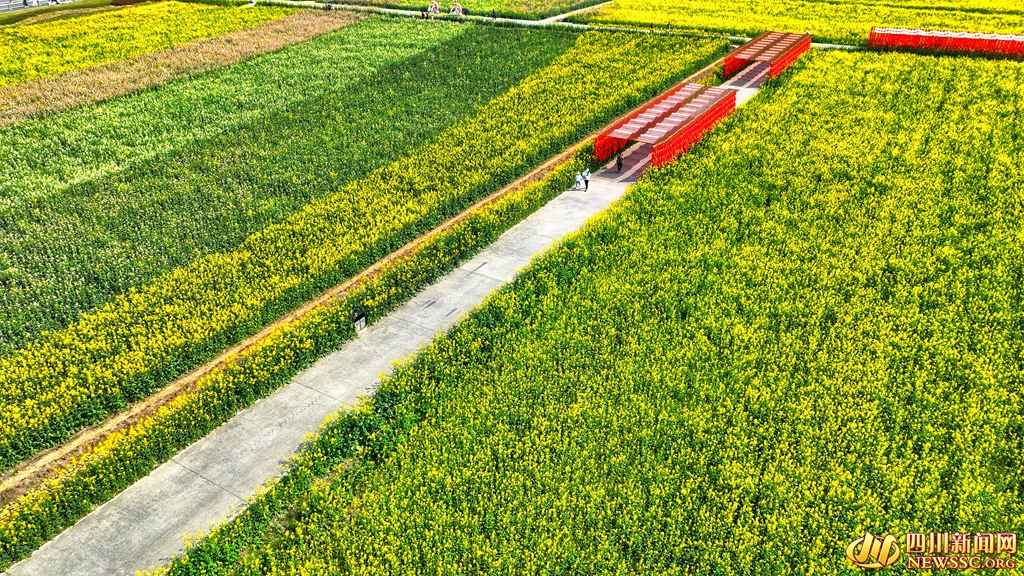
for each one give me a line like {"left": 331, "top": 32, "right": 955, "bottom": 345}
{"left": 161, "top": 49, "right": 1024, "bottom": 574}
{"left": 0, "top": 20, "right": 727, "bottom": 474}
{"left": 0, "top": 17, "right": 554, "bottom": 356}
{"left": 572, "top": 0, "right": 1024, "bottom": 45}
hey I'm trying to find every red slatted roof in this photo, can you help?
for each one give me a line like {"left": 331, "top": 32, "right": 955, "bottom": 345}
{"left": 606, "top": 83, "right": 735, "bottom": 147}
{"left": 635, "top": 87, "right": 733, "bottom": 145}
{"left": 728, "top": 31, "right": 811, "bottom": 64}
{"left": 722, "top": 62, "right": 772, "bottom": 90}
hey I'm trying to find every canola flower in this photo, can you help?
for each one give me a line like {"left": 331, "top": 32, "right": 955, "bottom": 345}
{"left": 835, "top": 0, "right": 1024, "bottom": 12}
{"left": 157, "top": 49, "right": 1024, "bottom": 575}
{"left": 572, "top": 0, "right": 1024, "bottom": 45}
{"left": 0, "top": 1, "right": 292, "bottom": 87}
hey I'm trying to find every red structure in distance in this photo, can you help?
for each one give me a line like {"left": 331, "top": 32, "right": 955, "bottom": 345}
{"left": 869, "top": 27, "right": 1024, "bottom": 57}
{"left": 723, "top": 31, "right": 812, "bottom": 79}
{"left": 593, "top": 31, "right": 813, "bottom": 171}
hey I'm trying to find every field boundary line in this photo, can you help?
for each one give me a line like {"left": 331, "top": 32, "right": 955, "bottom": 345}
{"left": 538, "top": 1, "right": 609, "bottom": 23}
{"left": 257, "top": 0, "right": 868, "bottom": 50}
{"left": 0, "top": 53, "right": 724, "bottom": 509}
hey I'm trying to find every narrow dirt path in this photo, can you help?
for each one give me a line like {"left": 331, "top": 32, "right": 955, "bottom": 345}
{"left": 539, "top": 0, "right": 610, "bottom": 23}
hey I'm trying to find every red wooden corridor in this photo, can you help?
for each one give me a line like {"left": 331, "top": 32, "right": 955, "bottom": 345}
{"left": 723, "top": 31, "right": 812, "bottom": 79}
{"left": 595, "top": 83, "right": 737, "bottom": 169}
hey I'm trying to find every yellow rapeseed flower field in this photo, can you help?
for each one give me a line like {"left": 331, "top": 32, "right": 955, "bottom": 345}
{"left": 0, "top": 32, "right": 726, "bottom": 475}
{"left": 157, "top": 49, "right": 1024, "bottom": 575}
{"left": 572, "top": 0, "right": 1024, "bottom": 45}
{"left": 0, "top": 1, "right": 293, "bottom": 86}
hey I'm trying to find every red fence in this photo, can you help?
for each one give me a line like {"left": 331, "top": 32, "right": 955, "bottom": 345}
{"left": 595, "top": 83, "right": 705, "bottom": 162}
{"left": 596, "top": 84, "right": 737, "bottom": 166}
{"left": 869, "top": 27, "right": 1024, "bottom": 57}
{"left": 724, "top": 32, "right": 812, "bottom": 79}
{"left": 651, "top": 89, "right": 736, "bottom": 168}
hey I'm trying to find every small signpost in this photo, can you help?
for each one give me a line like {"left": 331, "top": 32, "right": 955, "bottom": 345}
{"left": 352, "top": 310, "right": 367, "bottom": 332}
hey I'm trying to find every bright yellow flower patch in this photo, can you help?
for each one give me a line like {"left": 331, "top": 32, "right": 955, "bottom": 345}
{"left": 0, "top": 2, "right": 293, "bottom": 86}
{"left": 573, "top": 0, "right": 1024, "bottom": 45}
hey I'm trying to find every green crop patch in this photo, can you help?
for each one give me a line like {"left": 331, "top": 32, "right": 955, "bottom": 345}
{"left": 0, "top": 25, "right": 726, "bottom": 478}
{"left": 0, "top": 18, "right": 566, "bottom": 356}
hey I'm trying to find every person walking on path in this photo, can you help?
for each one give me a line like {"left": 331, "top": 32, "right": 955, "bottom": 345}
{"left": 582, "top": 168, "right": 591, "bottom": 190}
{"left": 574, "top": 172, "right": 583, "bottom": 190}
{"left": 616, "top": 153, "right": 623, "bottom": 174}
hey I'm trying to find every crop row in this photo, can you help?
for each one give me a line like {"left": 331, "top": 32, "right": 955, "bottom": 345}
{"left": 0, "top": 30, "right": 728, "bottom": 471}
{"left": 0, "top": 10, "right": 361, "bottom": 127}
{"left": 0, "top": 144, "right": 595, "bottom": 572}
{"left": 157, "top": 49, "right": 1024, "bottom": 575}
{"left": 572, "top": 0, "right": 1024, "bottom": 45}
{"left": 0, "top": 2, "right": 292, "bottom": 87}
{"left": 0, "top": 18, "right": 568, "bottom": 355}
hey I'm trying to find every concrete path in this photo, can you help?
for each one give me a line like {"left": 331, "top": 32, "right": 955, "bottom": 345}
{"left": 326, "top": 1, "right": 610, "bottom": 30}
{"left": 538, "top": 1, "right": 609, "bottom": 23}
{"left": 0, "top": 0, "right": 87, "bottom": 16}
{"left": 3, "top": 152, "right": 646, "bottom": 576}
{"left": 273, "top": 0, "right": 867, "bottom": 51}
